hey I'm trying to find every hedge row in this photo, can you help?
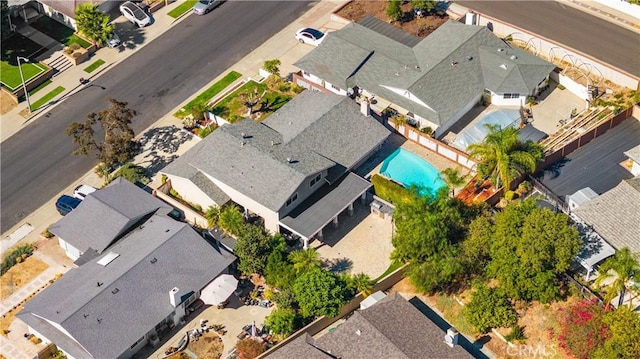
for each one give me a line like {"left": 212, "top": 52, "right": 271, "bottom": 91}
{"left": 371, "top": 174, "right": 413, "bottom": 205}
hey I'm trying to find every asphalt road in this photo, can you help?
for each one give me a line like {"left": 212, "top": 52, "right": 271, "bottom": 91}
{"left": 0, "top": 1, "right": 314, "bottom": 233}
{"left": 457, "top": 1, "right": 640, "bottom": 77}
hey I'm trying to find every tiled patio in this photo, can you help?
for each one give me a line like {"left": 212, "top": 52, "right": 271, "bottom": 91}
{"left": 530, "top": 83, "right": 587, "bottom": 135}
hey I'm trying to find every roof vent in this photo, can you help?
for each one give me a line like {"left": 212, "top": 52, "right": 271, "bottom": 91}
{"left": 444, "top": 327, "right": 459, "bottom": 348}
{"left": 240, "top": 132, "right": 247, "bottom": 138}
{"left": 150, "top": 257, "right": 157, "bottom": 264}
{"left": 466, "top": 55, "right": 473, "bottom": 61}
{"left": 355, "top": 329, "right": 362, "bottom": 336}
{"left": 112, "top": 288, "right": 119, "bottom": 295}
{"left": 450, "top": 60, "right": 458, "bottom": 67}
{"left": 270, "top": 140, "right": 274, "bottom": 146}
{"left": 165, "top": 229, "right": 170, "bottom": 233}
{"left": 97, "top": 281, "right": 103, "bottom": 287}
{"left": 286, "top": 157, "right": 292, "bottom": 163}
{"left": 498, "top": 48, "right": 505, "bottom": 52}
{"left": 415, "top": 65, "right": 420, "bottom": 70}
{"left": 500, "top": 64, "right": 508, "bottom": 70}
{"left": 241, "top": 141, "right": 245, "bottom": 147}
{"left": 510, "top": 55, "right": 518, "bottom": 60}
{"left": 84, "top": 314, "right": 89, "bottom": 319}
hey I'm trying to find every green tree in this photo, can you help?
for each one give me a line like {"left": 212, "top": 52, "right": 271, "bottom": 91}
{"left": 485, "top": 199, "right": 582, "bottom": 302}
{"left": 234, "top": 224, "right": 273, "bottom": 275}
{"left": 205, "top": 205, "right": 220, "bottom": 228}
{"left": 464, "top": 284, "right": 518, "bottom": 333}
{"left": 441, "top": 167, "right": 468, "bottom": 197}
{"left": 66, "top": 98, "right": 137, "bottom": 170}
{"left": 411, "top": 0, "right": 436, "bottom": 13}
{"left": 460, "top": 211, "right": 493, "bottom": 275}
{"left": 595, "top": 247, "right": 640, "bottom": 309}
{"left": 74, "top": 3, "right": 113, "bottom": 46}
{"left": 594, "top": 306, "right": 640, "bottom": 359}
{"left": 346, "top": 273, "right": 375, "bottom": 297}
{"left": 110, "top": 162, "right": 148, "bottom": 185}
{"left": 264, "top": 243, "right": 296, "bottom": 290}
{"left": 467, "top": 124, "right": 544, "bottom": 189}
{"left": 272, "top": 288, "right": 298, "bottom": 310}
{"left": 263, "top": 59, "right": 281, "bottom": 77}
{"left": 1, "top": 0, "right": 11, "bottom": 42}
{"left": 289, "top": 248, "right": 322, "bottom": 275}
{"left": 218, "top": 204, "right": 244, "bottom": 236}
{"left": 293, "top": 268, "right": 350, "bottom": 317}
{"left": 386, "top": 0, "right": 402, "bottom": 22}
{"left": 265, "top": 308, "right": 298, "bottom": 337}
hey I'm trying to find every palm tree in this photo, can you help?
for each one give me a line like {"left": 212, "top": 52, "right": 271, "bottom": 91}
{"left": 595, "top": 247, "right": 640, "bottom": 309}
{"left": 441, "top": 167, "right": 469, "bottom": 197}
{"left": 349, "top": 273, "right": 375, "bottom": 297}
{"left": 74, "top": 3, "right": 113, "bottom": 46}
{"left": 205, "top": 205, "right": 220, "bottom": 228}
{"left": 467, "top": 124, "right": 544, "bottom": 190}
{"left": 288, "top": 248, "right": 322, "bottom": 275}
{"left": 218, "top": 204, "right": 244, "bottom": 236}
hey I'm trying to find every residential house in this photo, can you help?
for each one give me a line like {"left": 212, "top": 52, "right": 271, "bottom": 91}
{"left": 573, "top": 176, "right": 640, "bottom": 254}
{"left": 50, "top": 177, "right": 173, "bottom": 262}
{"left": 37, "top": 0, "right": 118, "bottom": 29}
{"left": 294, "top": 17, "right": 555, "bottom": 138}
{"left": 264, "top": 292, "right": 473, "bottom": 359}
{"left": 18, "top": 213, "right": 236, "bottom": 359}
{"left": 160, "top": 91, "right": 390, "bottom": 248}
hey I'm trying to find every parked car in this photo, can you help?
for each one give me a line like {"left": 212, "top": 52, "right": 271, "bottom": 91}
{"left": 193, "top": 0, "right": 223, "bottom": 15}
{"left": 295, "top": 27, "right": 325, "bottom": 46}
{"left": 56, "top": 195, "right": 82, "bottom": 216}
{"left": 106, "top": 32, "right": 121, "bottom": 48}
{"left": 120, "top": 1, "right": 151, "bottom": 28}
{"left": 73, "top": 184, "right": 97, "bottom": 200}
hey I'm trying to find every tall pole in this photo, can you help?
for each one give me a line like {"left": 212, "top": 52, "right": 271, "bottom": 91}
{"left": 17, "top": 56, "right": 31, "bottom": 113}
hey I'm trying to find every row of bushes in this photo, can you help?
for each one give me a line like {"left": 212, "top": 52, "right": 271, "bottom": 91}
{"left": 371, "top": 174, "right": 413, "bottom": 205}
{"left": 1, "top": 244, "right": 35, "bottom": 275}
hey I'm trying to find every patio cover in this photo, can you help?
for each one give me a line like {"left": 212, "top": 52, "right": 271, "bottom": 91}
{"left": 572, "top": 214, "right": 616, "bottom": 270}
{"left": 280, "top": 172, "right": 371, "bottom": 240}
{"left": 199, "top": 274, "right": 238, "bottom": 306}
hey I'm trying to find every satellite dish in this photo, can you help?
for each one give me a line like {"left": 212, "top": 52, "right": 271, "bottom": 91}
{"left": 347, "top": 87, "right": 354, "bottom": 95}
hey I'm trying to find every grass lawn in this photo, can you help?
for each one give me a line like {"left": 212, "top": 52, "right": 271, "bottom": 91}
{"left": 31, "top": 86, "right": 65, "bottom": 110}
{"left": 175, "top": 71, "right": 242, "bottom": 118}
{"left": 168, "top": 0, "right": 198, "bottom": 18}
{"left": 84, "top": 59, "right": 105, "bottom": 73}
{"left": 210, "top": 80, "right": 293, "bottom": 122}
{"left": 30, "top": 16, "right": 91, "bottom": 48}
{"left": 433, "top": 294, "right": 476, "bottom": 336}
{"left": 0, "top": 61, "right": 47, "bottom": 91}
{"left": 28, "top": 79, "right": 52, "bottom": 96}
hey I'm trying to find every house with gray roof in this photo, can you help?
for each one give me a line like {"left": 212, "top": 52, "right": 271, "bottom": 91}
{"left": 50, "top": 178, "right": 173, "bottom": 262}
{"left": 264, "top": 292, "right": 473, "bottom": 359}
{"left": 294, "top": 17, "right": 555, "bottom": 138}
{"left": 34, "top": 1, "right": 119, "bottom": 30}
{"left": 160, "top": 91, "right": 389, "bottom": 247}
{"left": 19, "top": 214, "right": 236, "bottom": 359}
{"left": 573, "top": 176, "right": 640, "bottom": 254}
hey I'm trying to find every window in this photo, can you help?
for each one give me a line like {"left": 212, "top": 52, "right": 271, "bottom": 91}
{"left": 310, "top": 174, "right": 322, "bottom": 187}
{"left": 286, "top": 193, "right": 298, "bottom": 207}
{"left": 503, "top": 93, "right": 520, "bottom": 99}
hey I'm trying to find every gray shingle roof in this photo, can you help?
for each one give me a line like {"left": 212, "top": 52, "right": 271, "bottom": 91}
{"left": 573, "top": 177, "right": 640, "bottom": 253}
{"left": 162, "top": 91, "right": 389, "bottom": 211}
{"left": 266, "top": 293, "right": 472, "bottom": 359}
{"left": 624, "top": 144, "right": 640, "bottom": 164}
{"left": 49, "top": 178, "right": 171, "bottom": 254}
{"left": 19, "top": 215, "right": 236, "bottom": 359}
{"left": 295, "top": 20, "right": 554, "bottom": 127}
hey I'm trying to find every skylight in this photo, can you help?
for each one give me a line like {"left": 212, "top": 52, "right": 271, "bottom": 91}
{"left": 97, "top": 252, "right": 120, "bottom": 266}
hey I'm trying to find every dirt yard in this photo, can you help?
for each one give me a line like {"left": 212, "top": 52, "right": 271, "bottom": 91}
{"left": 0, "top": 90, "right": 17, "bottom": 115}
{"left": 187, "top": 332, "right": 224, "bottom": 359}
{"left": 335, "top": 0, "right": 449, "bottom": 37}
{"left": 0, "top": 256, "right": 49, "bottom": 300}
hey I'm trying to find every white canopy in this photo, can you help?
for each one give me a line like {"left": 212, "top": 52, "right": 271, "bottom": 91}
{"left": 199, "top": 274, "right": 238, "bottom": 306}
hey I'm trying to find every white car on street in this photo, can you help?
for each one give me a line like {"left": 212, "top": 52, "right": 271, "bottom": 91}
{"left": 120, "top": 1, "right": 151, "bottom": 28}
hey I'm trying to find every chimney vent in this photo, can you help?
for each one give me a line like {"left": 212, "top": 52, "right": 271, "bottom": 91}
{"left": 360, "top": 100, "right": 370, "bottom": 117}
{"left": 170, "top": 287, "right": 180, "bottom": 307}
{"left": 444, "top": 327, "right": 459, "bottom": 348}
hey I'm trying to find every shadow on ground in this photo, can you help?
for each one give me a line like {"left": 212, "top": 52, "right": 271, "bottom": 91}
{"left": 137, "top": 125, "right": 192, "bottom": 174}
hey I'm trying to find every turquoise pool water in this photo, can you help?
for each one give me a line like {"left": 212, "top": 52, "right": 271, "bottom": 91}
{"left": 380, "top": 148, "right": 445, "bottom": 195}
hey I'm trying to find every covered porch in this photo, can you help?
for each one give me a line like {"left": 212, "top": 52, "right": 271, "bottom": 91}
{"left": 279, "top": 173, "right": 371, "bottom": 249}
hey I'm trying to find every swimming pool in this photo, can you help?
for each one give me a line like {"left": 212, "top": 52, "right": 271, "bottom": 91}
{"left": 380, "top": 148, "right": 445, "bottom": 195}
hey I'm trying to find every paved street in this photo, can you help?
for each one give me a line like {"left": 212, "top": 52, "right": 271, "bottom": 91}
{"left": 0, "top": 1, "right": 313, "bottom": 233}
{"left": 457, "top": 1, "right": 640, "bottom": 77}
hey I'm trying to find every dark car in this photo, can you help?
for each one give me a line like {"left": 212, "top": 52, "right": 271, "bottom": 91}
{"left": 56, "top": 195, "right": 81, "bottom": 216}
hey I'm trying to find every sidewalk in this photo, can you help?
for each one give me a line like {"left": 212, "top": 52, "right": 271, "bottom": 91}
{"left": 556, "top": 0, "right": 638, "bottom": 34}
{"left": 1, "top": 2, "right": 192, "bottom": 142}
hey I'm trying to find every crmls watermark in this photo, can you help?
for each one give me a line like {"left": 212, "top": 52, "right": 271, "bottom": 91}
{"left": 506, "top": 343, "right": 558, "bottom": 358}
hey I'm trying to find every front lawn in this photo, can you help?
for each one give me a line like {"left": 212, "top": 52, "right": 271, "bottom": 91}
{"left": 84, "top": 59, "right": 105, "bottom": 73}
{"left": 168, "top": 0, "right": 198, "bottom": 18}
{"left": 31, "top": 86, "right": 65, "bottom": 110}
{"left": 1, "top": 33, "right": 48, "bottom": 90}
{"left": 30, "top": 16, "right": 91, "bottom": 48}
{"left": 0, "top": 61, "right": 47, "bottom": 91}
{"left": 174, "top": 71, "right": 242, "bottom": 119}
{"left": 210, "top": 78, "right": 297, "bottom": 122}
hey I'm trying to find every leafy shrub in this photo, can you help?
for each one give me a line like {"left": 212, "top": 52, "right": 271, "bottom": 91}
{"left": 504, "top": 190, "right": 515, "bottom": 201}
{"left": 556, "top": 299, "right": 609, "bottom": 359}
{"left": 169, "top": 188, "right": 182, "bottom": 200}
{"left": 420, "top": 126, "right": 433, "bottom": 136}
{"left": 42, "top": 229, "right": 55, "bottom": 238}
{"left": 29, "top": 336, "right": 42, "bottom": 344}
{"left": 1, "top": 244, "right": 35, "bottom": 275}
{"left": 505, "top": 325, "right": 527, "bottom": 342}
{"left": 464, "top": 284, "right": 518, "bottom": 333}
{"left": 235, "top": 338, "right": 266, "bottom": 359}
{"left": 265, "top": 308, "right": 298, "bottom": 336}
{"left": 161, "top": 174, "right": 168, "bottom": 184}
{"left": 371, "top": 174, "right": 412, "bottom": 205}
{"left": 386, "top": 0, "right": 402, "bottom": 22}
{"left": 277, "top": 82, "right": 291, "bottom": 93}
{"left": 557, "top": 84, "right": 566, "bottom": 90}
{"left": 263, "top": 59, "right": 281, "bottom": 77}
{"left": 111, "top": 163, "right": 149, "bottom": 185}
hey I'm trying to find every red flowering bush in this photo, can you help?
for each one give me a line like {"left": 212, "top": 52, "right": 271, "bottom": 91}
{"left": 555, "top": 299, "right": 610, "bottom": 359}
